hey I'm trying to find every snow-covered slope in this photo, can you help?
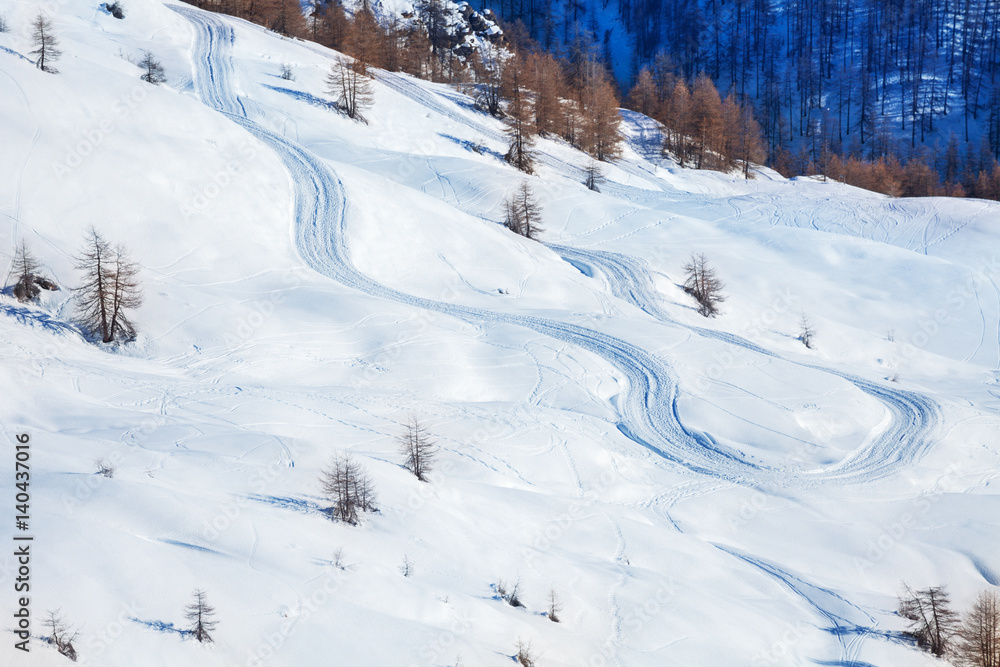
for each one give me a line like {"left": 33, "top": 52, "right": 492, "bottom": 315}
{"left": 1, "top": 2, "right": 999, "bottom": 666}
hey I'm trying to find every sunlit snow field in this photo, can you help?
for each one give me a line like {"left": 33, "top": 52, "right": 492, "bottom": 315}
{"left": 1, "top": 1, "right": 999, "bottom": 665}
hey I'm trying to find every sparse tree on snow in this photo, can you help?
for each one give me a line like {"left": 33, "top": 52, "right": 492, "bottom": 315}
{"left": 584, "top": 161, "right": 603, "bottom": 192}
{"left": 400, "top": 554, "right": 414, "bottom": 577}
{"left": 683, "top": 253, "right": 726, "bottom": 317}
{"left": 43, "top": 610, "right": 78, "bottom": 661}
{"left": 94, "top": 458, "right": 115, "bottom": 478}
{"left": 280, "top": 63, "right": 294, "bottom": 80}
{"left": 73, "top": 228, "right": 143, "bottom": 344}
{"left": 515, "top": 639, "right": 536, "bottom": 666}
{"left": 497, "top": 577, "right": 523, "bottom": 607}
{"left": 398, "top": 417, "right": 437, "bottom": 482}
{"left": 184, "top": 589, "right": 217, "bottom": 644}
{"left": 503, "top": 52, "right": 535, "bottom": 174}
{"left": 899, "top": 584, "right": 960, "bottom": 657}
{"left": 31, "top": 13, "right": 61, "bottom": 73}
{"left": 504, "top": 181, "right": 543, "bottom": 241}
{"left": 319, "top": 453, "right": 377, "bottom": 524}
{"left": 798, "top": 315, "right": 816, "bottom": 349}
{"left": 0, "top": 14, "right": 9, "bottom": 33}
{"left": 139, "top": 51, "right": 166, "bottom": 84}
{"left": 547, "top": 589, "right": 561, "bottom": 622}
{"left": 10, "top": 240, "right": 42, "bottom": 302}
{"left": 326, "top": 55, "right": 373, "bottom": 121}
{"left": 956, "top": 590, "right": 1000, "bottom": 667}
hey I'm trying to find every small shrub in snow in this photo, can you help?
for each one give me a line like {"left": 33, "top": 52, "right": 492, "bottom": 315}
{"left": 547, "top": 589, "right": 561, "bottom": 622}
{"left": 798, "top": 314, "right": 815, "bottom": 349}
{"left": 280, "top": 63, "right": 294, "bottom": 80}
{"left": 103, "top": 2, "right": 125, "bottom": 19}
{"left": 0, "top": 14, "right": 9, "bottom": 33}
{"left": 515, "top": 639, "right": 536, "bottom": 666}
{"left": 95, "top": 458, "right": 115, "bottom": 478}
{"left": 496, "top": 578, "right": 523, "bottom": 607}
{"left": 400, "top": 554, "right": 414, "bottom": 577}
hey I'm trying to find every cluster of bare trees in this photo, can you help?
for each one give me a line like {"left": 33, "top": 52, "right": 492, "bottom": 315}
{"left": 485, "top": 0, "right": 1000, "bottom": 196}
{"left": 38, "top": 590, "right": 216, "bottom": 661}
{"left": 191, "top": 0, "right": 625, "bottom": 165}
{"left": 899, "top": 584, "right": 1000, "bottom": 666}
{"left": 626, "top": 66, "right": 766, "bottom": 178}
{"left": 326, "top": 55, "right": 373, "bottom": 121}
{"left": 319, "top": 453, "right": 378, "bottom": 524}
{"left": 503, "top": 181, "right": 543, "bottom": 240}
{"left": 4, "top": 231, "right": 141, "bottom": 344}
{"left": 74, "top": 228, "right": 143, "bottom": 344}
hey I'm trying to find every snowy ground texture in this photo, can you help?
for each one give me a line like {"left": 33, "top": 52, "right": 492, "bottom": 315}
{"left": 1, "top": 1, "right": 1000, "bottom": 666}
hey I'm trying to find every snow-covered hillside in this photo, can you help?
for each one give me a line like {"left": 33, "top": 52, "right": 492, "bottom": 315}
{"left": 1, "top": 2, "right": 999, "bottom": 666}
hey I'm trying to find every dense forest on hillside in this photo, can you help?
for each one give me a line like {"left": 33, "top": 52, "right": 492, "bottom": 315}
{"left": 481, "top": 0, "right": 1000, "bottom": 196}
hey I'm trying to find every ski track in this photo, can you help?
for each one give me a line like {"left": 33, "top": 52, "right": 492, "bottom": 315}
{"left": 715, "top": 544, "right": 882, "bottom": 665}
{"left": 170, "top": 3, "right": 779, "bottom": 486}
{"left": 548, "top": 244, "right": 941, "bottom": 485}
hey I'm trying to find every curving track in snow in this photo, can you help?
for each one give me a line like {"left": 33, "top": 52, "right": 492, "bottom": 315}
{"left": 170, "top": 4, "right": 777, "bottom": 485}
{"left": 548, "top": 243, "right": 941, "bottom": 483}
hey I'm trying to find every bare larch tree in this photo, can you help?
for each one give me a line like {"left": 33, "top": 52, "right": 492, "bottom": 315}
{"left": 31, "top": 13, "right": 61, "bottom": 73}
{"left": 9, "top": 239, "right": 48, "bottom": 302}
{"left": 184, "top": 589, "right": 217, "bottom": 643}
{"left": 43, "top": 609, "right": 78, "bottom": 661}
{"left": 326, "top": 55, "right": 373, "bottom": 121}
{"left": 319, "top": 453, "right": 377, "bottom": 524}
{"left": 683, "top": 253, "right": 726, "bottom": 317}
{"left": 74, "top": 228, "right": 143, "bottom": 344}
{"left": 504, "top": 181, "right": 543, "bottom": 241}
{"left": 798, "top": 314, "right": 816, "bottom": 349}
{"left": 503, "top": 52, "right": 535, "bottom": 174}
{"left": 956, "top": 589, "right": 1000, "bottom": 667}
{"left": 139, "top": 51, "right": 166, "bottom": 84}
{"left": 398, "top": 416, "right": 437, "bottom": 482}
{"left": 899, "top": 584, "right": 960, "bottom": 657}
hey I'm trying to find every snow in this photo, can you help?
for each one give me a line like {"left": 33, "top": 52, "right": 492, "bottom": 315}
{"left": 1, "top": 1, "right": 999, "bottom": 666}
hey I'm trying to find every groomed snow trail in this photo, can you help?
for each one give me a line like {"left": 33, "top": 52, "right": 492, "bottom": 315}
{"left": 549, "top": 244, "right": 941, "bottom": 484}
{"left": 170, "top": 4, "right": 773, "bottom": 485}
